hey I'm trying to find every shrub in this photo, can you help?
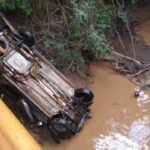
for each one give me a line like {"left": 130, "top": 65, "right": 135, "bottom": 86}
{"left": 69, "top": 0, "right": 113, "bottom": 61}
{"left": 0, "top": 0, "right": 32, "bottom": 15}
{"left": 0, "top": 0, "right": 116, "bottom": 71}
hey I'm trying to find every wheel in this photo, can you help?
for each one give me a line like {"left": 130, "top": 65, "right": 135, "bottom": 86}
{"left": 74, "top": 88, "right": 94, "bottom": 107}
{"left": 47, "top": 116, "right": 71, "bottom": 138}
{"left": 52, "top": 118, "right": 68, "bottom": 133}
{"left": 18, "top": 28, "right": 35, "bottom": 47}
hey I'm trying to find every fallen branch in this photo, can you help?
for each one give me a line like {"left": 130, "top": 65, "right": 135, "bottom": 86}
{"left": 56, "top": 0, "right": 71, "bottom": 35}
{"left": 115, "top": 0, "right": 136, "bottom": 60}
{"left": 114, "top": 27, "right": 125, "bottom": 49}
{"left": 132, "top": 68, "right": 149, "bottom": 77}
{"left": 111, "top": 50, "right": 142, "bottom": 66}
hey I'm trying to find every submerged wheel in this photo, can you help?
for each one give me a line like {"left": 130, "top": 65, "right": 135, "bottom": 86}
{"left": 47, "top": 117, "right": 71, "bottom": 138}
{"left": 18, "top": 28, "right": 35, "bottom": 48}
{"left": 52, "top": 118, "right": 68, "bottom": 133}
{"left": 74, "top": 88, "right": 94, "bottom": 107}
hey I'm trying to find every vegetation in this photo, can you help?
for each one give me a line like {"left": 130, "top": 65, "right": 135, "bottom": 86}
{"left": 0, "top": 0, "right": 32, "bottom": 15}
{"left": 0, "top": 0, "right": 141, "bottom": 72}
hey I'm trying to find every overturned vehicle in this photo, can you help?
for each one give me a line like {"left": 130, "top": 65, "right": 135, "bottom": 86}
{"left": 0, "top": 13, "right": 94, "bottom": 142}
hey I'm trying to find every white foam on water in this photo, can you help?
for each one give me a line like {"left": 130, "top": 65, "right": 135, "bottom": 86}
{"left": 94, "top": 132, "right": 141, "bottom": 150}
{"left": 94, "top": 117, "right": 150, "bottom": 150}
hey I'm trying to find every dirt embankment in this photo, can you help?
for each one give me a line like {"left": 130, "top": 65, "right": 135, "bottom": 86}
{"left": 111, "top": 3, "right": 150, "bottom": 62}
{"left": 109, "top": 3, "right": 150, "bottom": 86}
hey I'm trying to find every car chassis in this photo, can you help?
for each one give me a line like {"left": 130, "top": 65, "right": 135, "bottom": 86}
{"left": 0, "top": 13, "right": 94, "bottom": 142}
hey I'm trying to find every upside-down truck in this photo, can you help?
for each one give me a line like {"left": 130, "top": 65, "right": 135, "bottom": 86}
{"left": 0, "top": 12, "right": 94, "bottom": 142}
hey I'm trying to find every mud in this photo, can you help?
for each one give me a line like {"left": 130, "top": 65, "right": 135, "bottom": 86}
{"left": 110, "top": 4, "right": 150, "bottom": 63}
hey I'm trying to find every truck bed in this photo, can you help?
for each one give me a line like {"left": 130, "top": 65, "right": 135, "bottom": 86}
{"left": 3, "top": 48, "right": 75, "bottom": 117}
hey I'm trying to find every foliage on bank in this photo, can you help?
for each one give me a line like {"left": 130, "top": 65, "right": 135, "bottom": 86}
{"left": 0, "top": 0, "right": 140, "bottom": 71}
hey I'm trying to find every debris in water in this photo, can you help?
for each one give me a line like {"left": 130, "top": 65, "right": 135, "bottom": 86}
{"left": 134, "top": 88, "right": 142, "bottom": 97}
{"left": 134, "top": 87, "right": 150, "bottom": 105}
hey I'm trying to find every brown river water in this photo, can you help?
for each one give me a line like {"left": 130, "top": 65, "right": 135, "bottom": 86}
{"left": 136, "top": 20, "right": 150, "bottom": 45}
{"left": 41, "top": 21, "right": 150, "bottom": 150}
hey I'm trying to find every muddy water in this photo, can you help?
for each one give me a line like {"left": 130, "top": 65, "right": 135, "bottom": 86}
{"left": 42, "top": 61, "right": 150, "bottom": 150}
{"left": 136, "top": 20, "right": 150, "bottom": 45}
{"left": 90, "top": 62, "right": 150, "bottom": 150}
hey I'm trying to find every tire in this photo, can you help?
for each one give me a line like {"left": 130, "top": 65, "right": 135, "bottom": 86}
{"left": 74, "top": 88, "right": 94, "bottom": 107}
{"left": 47, "top": 117, "right": 71, "bottom": 138}
{"left": 18, "top": 28, "right": 35, "bottom": 48}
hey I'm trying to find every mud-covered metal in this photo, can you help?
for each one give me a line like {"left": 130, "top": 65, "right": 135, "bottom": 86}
{"left": 0, "top": 13, "right": 94, "bottom": 141}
